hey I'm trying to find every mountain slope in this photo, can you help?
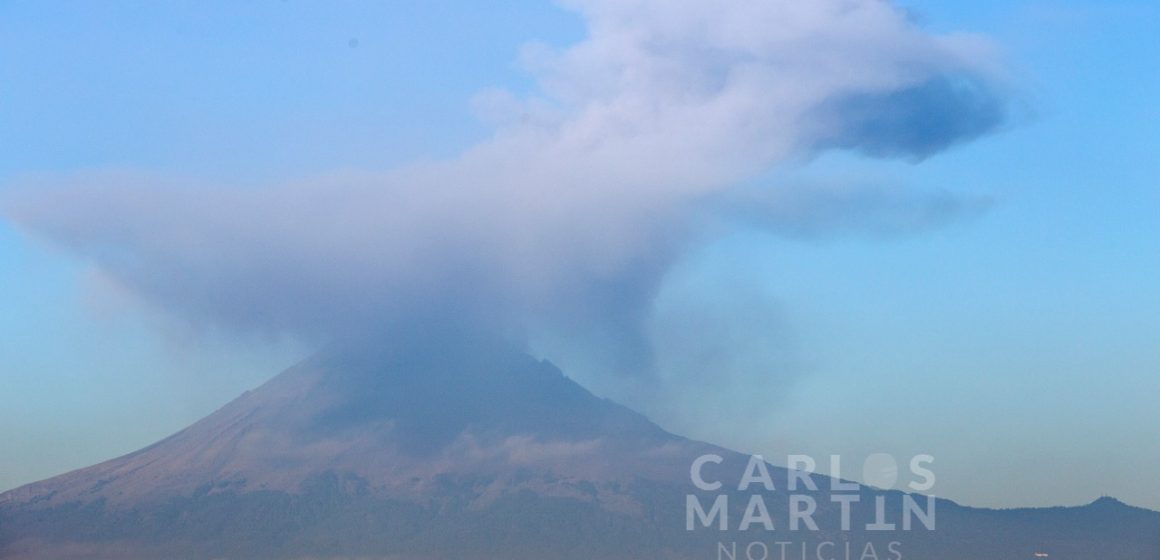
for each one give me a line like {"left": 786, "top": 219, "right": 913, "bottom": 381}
{"left": 2, "top": 337, "right": 1158, "bottom": 559}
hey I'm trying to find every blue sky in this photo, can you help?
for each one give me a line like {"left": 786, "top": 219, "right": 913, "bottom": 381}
{"left": 1, "top": 0, "right": 1158, "bottom": 510}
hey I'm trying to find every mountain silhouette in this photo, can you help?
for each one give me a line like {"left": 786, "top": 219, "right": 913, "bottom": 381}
{"left": 2, "top": 333, "right": 1158, "bottom": 559}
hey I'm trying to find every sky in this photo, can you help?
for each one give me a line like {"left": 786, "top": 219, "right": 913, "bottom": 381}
{"left": 1, "top": 0, "right": 1158, "bottom": 511}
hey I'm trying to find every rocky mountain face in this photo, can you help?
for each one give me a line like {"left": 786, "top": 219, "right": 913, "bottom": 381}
{"left": 2, "top": 335, "right": 1158, "bottom": 559}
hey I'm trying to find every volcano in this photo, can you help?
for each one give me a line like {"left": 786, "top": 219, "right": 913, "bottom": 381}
{"left": 2, "top": 334, "right": 1158, "bottom": 559}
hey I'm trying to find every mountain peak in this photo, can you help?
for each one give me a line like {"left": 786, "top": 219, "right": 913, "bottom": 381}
{"left": 1087, "top": 496, "right": 1132, "bottom": 509}
{"left": 301, "top": 334, "right": 675, "bottom": 452}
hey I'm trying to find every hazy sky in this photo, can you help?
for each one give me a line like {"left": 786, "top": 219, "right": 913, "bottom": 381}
{"left": 2, "top": 0, "right": 1158, "bottom": 511}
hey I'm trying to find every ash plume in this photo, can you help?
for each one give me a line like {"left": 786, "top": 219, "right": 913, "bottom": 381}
{"left": 2, "top": 0, "right": 1014, "bottom": 371}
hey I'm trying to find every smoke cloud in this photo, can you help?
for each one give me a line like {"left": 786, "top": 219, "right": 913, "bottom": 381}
{"left": 3, "top": 0, "right": 1013, "bottom": 370}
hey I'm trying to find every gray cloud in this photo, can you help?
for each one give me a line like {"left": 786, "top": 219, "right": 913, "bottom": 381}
{"left": 820, "top": 75, "right": 1010, "bottom": 160}
{"left": 2, "top": 0, "right": 1013, "bottom": 371}
{"left": 721, "top": 182, "right": 993, "bottom": 240}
